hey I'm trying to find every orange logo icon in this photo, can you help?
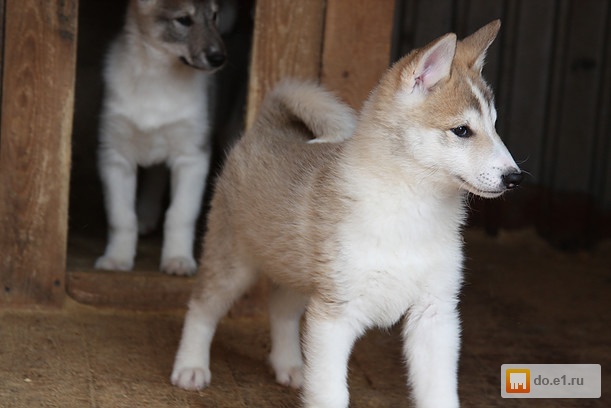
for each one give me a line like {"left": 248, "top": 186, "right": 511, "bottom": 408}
{"left": 505, "top": 369, "right": 530, "bottom": 393}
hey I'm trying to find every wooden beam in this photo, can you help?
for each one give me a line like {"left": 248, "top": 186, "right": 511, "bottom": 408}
{"left": 321, "top": 0, "right": 396, "bottom": 109}
{"left": 246, "top": 0, "right": 326, "bottom": 128}
{"left": 0, "top": 0, "right": 5, "bottom": 110}
{"left": 0, "top": 0, "right": 78, "bottom": 306}
{"left": 67, "top": 271, "right": 192, "bottom": 311}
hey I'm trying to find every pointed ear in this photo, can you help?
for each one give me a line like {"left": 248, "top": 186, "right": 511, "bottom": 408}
{"left": 459, "top": 19, "right": 501, "bottom": 73}
{"left": 401, "top": 33, "right": 457, "bottom": 94}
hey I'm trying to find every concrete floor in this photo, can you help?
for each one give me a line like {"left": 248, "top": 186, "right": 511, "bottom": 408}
{"left": 1, "top": 229, "right": 609, "bottom": 407}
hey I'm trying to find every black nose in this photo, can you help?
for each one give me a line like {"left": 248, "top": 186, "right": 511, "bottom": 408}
{"left": 206, "top": 51, "right": 226, "bottom": 68}
{"left": 501, "top": 171, "right": 523, "bottom": 189}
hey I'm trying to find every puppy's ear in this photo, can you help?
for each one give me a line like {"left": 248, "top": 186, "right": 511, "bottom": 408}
{"left": 400, "top": 33, "right": 457, "bottom": 94}
{"left": 459, "top": 19, "right": 501, "bottom": 73}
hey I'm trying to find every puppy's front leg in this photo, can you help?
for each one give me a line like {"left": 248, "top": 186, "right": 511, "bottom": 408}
{"left": 162, "top": 151, "right": 209, "bottom": 275}
{"left": 302, "top": 301, "right": 362, "bottom": 408}
{"left": 95, "top": 149, "right": 138, "bottom": 271}
{"left": 403, "top": 298, "right": 461, "bottom": 408}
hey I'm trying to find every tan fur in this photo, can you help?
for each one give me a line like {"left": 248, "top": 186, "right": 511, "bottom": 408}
{"left": 195, "top": 82, "right": 354, "bottom": 299}
{"left": 173, "top": 20, "right": 521, "bottom": 407}
{"left": 197, "top": 23, "right": 504, "bottom": 297}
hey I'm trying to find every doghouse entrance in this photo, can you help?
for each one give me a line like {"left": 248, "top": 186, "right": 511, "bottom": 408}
{"left": 65, "top": 0, "right": 254, "bottom": 309}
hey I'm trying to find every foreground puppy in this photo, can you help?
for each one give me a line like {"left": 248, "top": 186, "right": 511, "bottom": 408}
{"left": 172, "top": 20, "right": 522, "bottom": 407}
{"left": 95, "top": 0, "right": 225, "bottom": 275}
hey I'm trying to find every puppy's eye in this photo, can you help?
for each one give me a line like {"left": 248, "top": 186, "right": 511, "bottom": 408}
{"left": 451, "top": 126, "right": 473, "bottom": 138}
{"left": 175, "top": 16, "right": 193, "bottom": 27}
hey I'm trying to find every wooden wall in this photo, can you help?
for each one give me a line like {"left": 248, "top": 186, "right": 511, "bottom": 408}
{"left": 247, "top": 0, "right": 395, "bottom": 122}
{"left": 0, "top": 0, "right": 78, "bottom": 306}
{"left": 1, "top": 0, "right": 607, "bottom": 308}
{"left": 394, "top": 0, "right": 611, "bottom": 247}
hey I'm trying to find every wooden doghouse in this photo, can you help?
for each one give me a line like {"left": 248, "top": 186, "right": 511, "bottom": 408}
{"left": 2, "top": 0, "right": 610, "bottom": 309}
{"left": 0, "top": 0, "right": 396, "bottom": 308}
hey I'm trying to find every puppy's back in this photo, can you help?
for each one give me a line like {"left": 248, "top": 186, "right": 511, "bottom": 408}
{"left": 205, "top": 81, "right": 355, "bottom": 285}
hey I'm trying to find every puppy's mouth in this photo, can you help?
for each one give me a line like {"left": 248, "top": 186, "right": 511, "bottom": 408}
{"left": 179, "top": 56, "right": 210, "bottom": 70}
{"left": 179, "top": 56, "right": 225, "bottom": 73}
{"left": 455, "top": 176, "right": 505, "bottom": 198}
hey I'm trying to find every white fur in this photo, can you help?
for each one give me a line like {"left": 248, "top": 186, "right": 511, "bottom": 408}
{"left": 172, "top": 21, "right": 519, "bottom": 407}
{"left": 95, "top": 12, "right": 212, "bottom": 275}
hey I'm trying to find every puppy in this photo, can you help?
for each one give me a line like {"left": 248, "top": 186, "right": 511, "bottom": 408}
{"left": 172, "top": 20, "right": 522, "bottom": 407}
{"left": 95, "top": 0, "right": 225, "bottom": 275}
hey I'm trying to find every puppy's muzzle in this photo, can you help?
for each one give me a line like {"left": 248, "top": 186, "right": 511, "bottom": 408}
{"left": 181, "top": 46, "right": 226, "bottom": 71}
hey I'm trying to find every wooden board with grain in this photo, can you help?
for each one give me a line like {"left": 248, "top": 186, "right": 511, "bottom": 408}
{"left": 0, "top": 0, "right": 78, "bottom": 306}
{"left": 246, "top": 0, "right": 326, "bottom": 127}
{"left": 321, "top": 0, "right": 396, "bottom": 109}
{"left": 0, "top": 0, "right": 5, "bottom": 113}
{"left": 550, "top": 0, "right": 609, "bottom": 194}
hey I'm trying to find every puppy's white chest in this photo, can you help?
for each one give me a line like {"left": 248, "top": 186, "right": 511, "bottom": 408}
{"left": 101, "top": 50, "right": 210, "bottom": 166}
{"left": 111, "top": 74, "right": 205, "bottom": 131}
{"left": 334, "top": 192, "right": 463, "bottom": 328}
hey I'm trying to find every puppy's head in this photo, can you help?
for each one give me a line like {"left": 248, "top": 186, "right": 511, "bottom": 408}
{"left": 375, "top": 20, "right": 522, "bottom": 198}
{"left": 131, "top": 0, "right": 227, "bottom": 72}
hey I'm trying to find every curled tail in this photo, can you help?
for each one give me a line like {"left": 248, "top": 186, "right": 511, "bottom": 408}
{"left": 260, "top": 80, "right": 356, "bottom": 143}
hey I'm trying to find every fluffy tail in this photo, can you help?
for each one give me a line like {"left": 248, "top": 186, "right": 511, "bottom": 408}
{"left": 261, "top": 80, "right": 356, "bottom": 143}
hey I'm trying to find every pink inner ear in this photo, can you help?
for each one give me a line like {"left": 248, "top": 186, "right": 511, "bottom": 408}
{"left": 414, "top": 39, "right": 455, "bottom": 91}
{"left": 414, "top": 63, "right": 433, "bottom": 88}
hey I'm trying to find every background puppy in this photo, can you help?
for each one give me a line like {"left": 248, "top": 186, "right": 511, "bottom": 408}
{"left": 173, "top": 20, "right": 522, "bottom": 407}
{"left": 95, "top": 0, "right": 225, "bottom": 275}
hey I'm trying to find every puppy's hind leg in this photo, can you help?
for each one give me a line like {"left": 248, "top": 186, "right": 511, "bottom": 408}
{"left": 171, "top": 255, "right": 257, "bottom": 390}
{"left": 269, "top": 285, "right": 308, "bottom": 389}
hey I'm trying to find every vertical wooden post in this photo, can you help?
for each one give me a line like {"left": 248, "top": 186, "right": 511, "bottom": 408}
{"left": 0, "top": 0, "right": 78, "bottom": 306}
{"left": 247, "top": 0, "right": 396, "bottom": 122}
{"left": 0, "top": 0, "right": 5, "bottom": 109}
{"left": 246, "top": 0, "right": 327, "bottom": 128}
{"left": 321, "top": 0, "right": 396, "bottom": 109}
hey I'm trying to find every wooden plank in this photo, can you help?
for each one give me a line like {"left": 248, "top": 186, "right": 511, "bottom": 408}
{"left": 597, "top": 9, "right": 611, "bottom": 210}
{"left": 67, "top": 271, "right": 192, "bottom": 311}
{"left": 245, "top": 0, "right": 326, "bottom": 128}
{"left": 0, "top": 0, "right": 78, "bottom": 306}
{"left": 503, "top": 0, "right": 556, "bottom": 181}
{"left": 0, "top": 0, "right": 5, "bottom": 121}
{"left": 412, "top": 0, "right": 454, "bottom": 47}
{"left": 321, "top": 0, "right": 396, "bottom": 109}
{"left": 552, "top": 0, "right": 608, "bottom": 194}
{"left": 66, "top": 270, "right": 268, "bottom": 315}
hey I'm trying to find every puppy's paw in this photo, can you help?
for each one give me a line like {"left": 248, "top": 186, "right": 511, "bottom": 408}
{"left": 273, "top": 364, "right": 304, "bottom": 389}
{"left": 161, "top": 256, "right": 197, "bottom": 276}
{"left": 171, "top": 367, "right": 211, "bottom": 391}
{"left": 94, "top": 256, "right": 133, "bottom": 271}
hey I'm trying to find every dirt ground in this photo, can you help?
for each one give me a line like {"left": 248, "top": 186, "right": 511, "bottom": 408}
{"left": 1, "top": 229, "right": 609, "bottom": 407}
